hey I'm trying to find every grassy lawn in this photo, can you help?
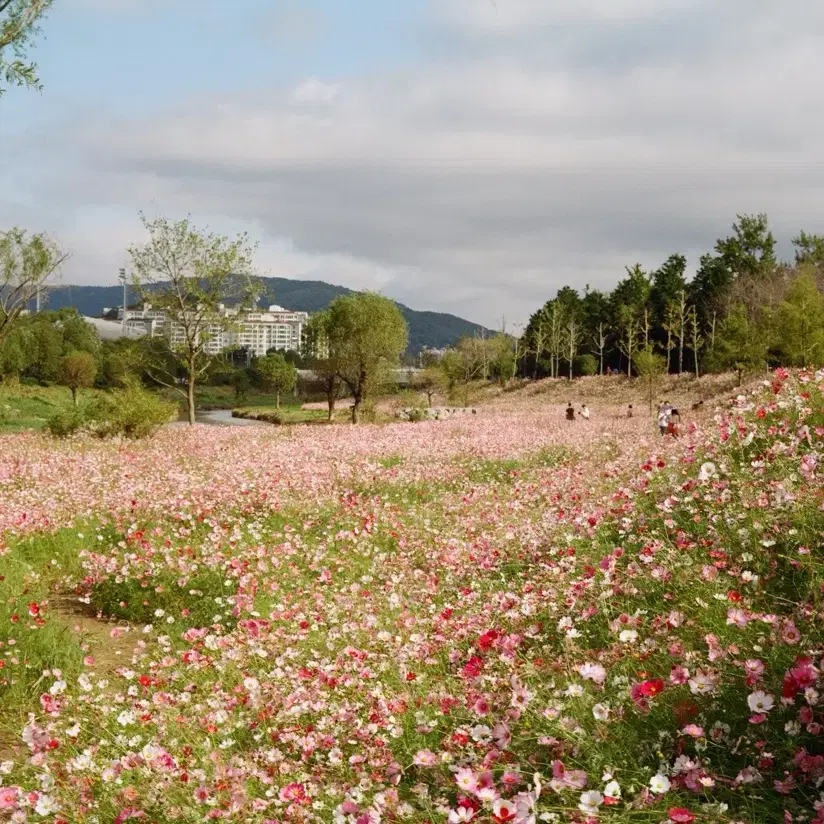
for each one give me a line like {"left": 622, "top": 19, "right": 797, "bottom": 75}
{"left": 158, "top": 384, "right": 300, "bottom": 411}
{"left": 231, "top": 403, "right": 328, "bottom": 424}
{"left": 0, "top": 384, "right": 98, "bottom": 433}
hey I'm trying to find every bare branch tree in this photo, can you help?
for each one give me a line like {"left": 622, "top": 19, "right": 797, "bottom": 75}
{"left": 0, "top": 227, "right": 68, "bottom": 344}
{"left": 128, "top": 214, "right": 261, "bottom": 425}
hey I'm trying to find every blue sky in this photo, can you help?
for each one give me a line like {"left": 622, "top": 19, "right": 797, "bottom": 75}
{"left": 4, "top": 0, "right": 423, "bottom": 121}
{"left": 2, "top": 0, "right": 824, "bottom": 327}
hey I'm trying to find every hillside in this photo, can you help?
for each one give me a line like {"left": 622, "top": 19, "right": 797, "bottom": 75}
{"left": 40, "top": 277, "right": 489, "bottom": 353}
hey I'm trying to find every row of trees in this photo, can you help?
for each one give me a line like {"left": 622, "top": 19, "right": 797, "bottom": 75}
{"left": 520, "top": 215, "right": 824, "bottom": 382}
{"left": 2, "top": 219, "right": 411, "bottom": 425}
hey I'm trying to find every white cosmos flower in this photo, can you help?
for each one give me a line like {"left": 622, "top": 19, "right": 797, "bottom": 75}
{"left": 619, "top": 629, "right": 638, "bottom": 643}
{"left": 578, "top": 790, "right": 603, "bottom": 815}
{"left": 604, "top": 780, "right": 621, "bottom": 799}
{"left": 592, "top": 703, "right": 610, "bottom": 721}
{"left": 649, "top": 774, "right": 671, "bottom": 794}
{"left": 746, "top": 691, "right": 775, "bottom": 714}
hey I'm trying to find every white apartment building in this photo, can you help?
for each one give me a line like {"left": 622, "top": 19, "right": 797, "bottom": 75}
{"left": 117, "top": 303, "right": 308, "bottom": 357}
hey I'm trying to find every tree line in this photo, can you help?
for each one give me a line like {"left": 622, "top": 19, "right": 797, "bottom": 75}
{"left": 1, "top": 219, "right": 411, "bottom": 427}
{"left": 519, "top": 214, "right": 824, "bottom": 383}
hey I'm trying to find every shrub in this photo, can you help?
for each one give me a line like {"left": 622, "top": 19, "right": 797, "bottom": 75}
{"left": 90, "top": 381, "right": 176, "bottom": 439}
{"left": 359, "top": 399, "right": 378, "bottom": 423}
{"left": 46, "top": 406, "right": 88, "bottom": 438}
{"left": 576, "top": 353, "right": 598, "bottom": 376}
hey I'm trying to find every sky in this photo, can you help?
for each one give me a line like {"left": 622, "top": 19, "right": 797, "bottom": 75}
{"left": 1, "top": 0, "right": 824, "bottom": 328}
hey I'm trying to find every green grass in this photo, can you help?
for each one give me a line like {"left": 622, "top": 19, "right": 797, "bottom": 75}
{"left": 0, "top": 527, "right": 92, "bottom": 736}
{"left": 0, "top": 384, "right": 101, "bottom": 433}
{"left": 160, "top": 384, "right": 301, "bottom": 411}
{"left": 232, "top": 405, "right": 328, "bottom": 425}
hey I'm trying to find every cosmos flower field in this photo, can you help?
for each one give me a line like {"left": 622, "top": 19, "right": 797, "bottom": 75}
{"left": 1, "top": 371, "right": 823, "bottom": 824}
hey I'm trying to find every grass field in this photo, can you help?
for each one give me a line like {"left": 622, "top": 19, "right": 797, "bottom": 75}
{"left": 0, "top": 384, "right": 99, "bottom": 432}
{"left": 0, "top": 371, "right": 821, "bottom": 823}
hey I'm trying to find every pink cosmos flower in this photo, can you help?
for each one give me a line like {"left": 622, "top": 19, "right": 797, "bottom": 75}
{"left": 0, "top": 787, "right": 19, "bottom": 809}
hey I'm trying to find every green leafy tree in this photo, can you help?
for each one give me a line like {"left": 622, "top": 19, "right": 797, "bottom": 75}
{"left": 59, "top": 350, "right": 97, "bottom": 406}
{"left": 302, "top": 310, "right": 344, "bottom": 421}
{"left": 414, "top": 365, "right": 446, "bottom": 407}
{"left": 256, "top": 352, "right": 297, "bottom": 408}
{"left": 792, "top": 231, "right": 824, "bottom": 270}
{"left": 128, "top": 213, "right": 262, "bottom": 425}
{"left": 715, "top": 213, "right": 777, "bottom": 279}
{"left": 705, "top": 303, "right": 767, "bottom": 385}
{"left": 576, "top": 353, "right": 598, "bottom": 376}
{"left": 633, "top": 345, "right": 667, "bottom": 413}
{"left": 650, "top": 254, "right": 687, "bottom": 329}
{"left": 611, "top": 264, "right": 650, "bottom": 377}
{"left": 774, "top": 268, "right": 824, "bottom": 368}
{"left": 0, "top": 227, "right": 67, "bottom": 344}
{"left": 488, "top": 334, "right": 515, "bottom": 386}
{"left": 0, "top": 0, "right": 53, "bottom": 95}
{"left": 325, "top": 293, "right": 408, "bottom": 423}
{"left": 58, "top": 308, "right": 100, "bottom": 356}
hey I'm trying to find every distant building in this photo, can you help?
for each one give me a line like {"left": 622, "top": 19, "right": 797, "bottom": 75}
{"left": 420, "top": 347, "right": 448, "bottom": 365}
{"left": 116, "top": 303, "right": 309, "bottom": 357}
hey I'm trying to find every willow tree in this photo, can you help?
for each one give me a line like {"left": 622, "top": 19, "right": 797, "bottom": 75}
{"left": 325, "top": 292, "right": 408, "bottom": 424}
{"left": 1, "top": 0, "right": 54, "bottom": 94}
{"left": 128, "top": 214, "right": 261, "bottom": 425}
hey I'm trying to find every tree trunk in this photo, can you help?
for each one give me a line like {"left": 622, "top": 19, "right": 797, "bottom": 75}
{"left": 351, "top": 391, "right": 362, "bottom": 424}
{"left": 276, "top": 390, "right": 280, "bottom": 409}
{"left": 568, "top": 356, "right": 573, "bottom": 381}
{"left": 679, "top": 339, "right": 684, "bottom": 376}
{"left": 187, "top": 371, "right": 196, "bottom": 425}
{"left": 71, "top": 387, "right": 77, "bottom": 407}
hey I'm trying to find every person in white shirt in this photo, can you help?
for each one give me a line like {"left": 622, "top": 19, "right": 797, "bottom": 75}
{"left": 657, "top": 404, "right": 670, "bottom": 436}
{"left": 579, "top": 404, "right": 590, "bottom": 421}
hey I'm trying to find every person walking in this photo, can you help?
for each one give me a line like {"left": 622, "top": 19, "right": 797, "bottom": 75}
{"left": 657, "top": 402, "right": 669, "bottom": 436}
{"left": 627, "top": 404, "right": 633, "bottom": 418}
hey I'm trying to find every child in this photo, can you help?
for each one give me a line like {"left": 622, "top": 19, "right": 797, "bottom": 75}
{"left": 579, "top": 404, "right": 590, "bottom": 421}
{"left": 565, "top": 403, "right": 575, "bottom": 421}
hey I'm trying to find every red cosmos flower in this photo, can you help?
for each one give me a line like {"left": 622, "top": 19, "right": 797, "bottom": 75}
{"left": 462, "top": 656, "right": 484, "bottom": 679}
{"left": 477, "top": 630, "right": 499, "bottom": 651}
{"left": 405, "top": 672, "right": 417, "bottom": 681}
{"left": 138, "top": 675, "right": 152, "bottom": 687}
{"left": 668, "top": 808, "right": 695, "bottom": 823}
{"left": 639, "top": 679, "right": 665, "bottom": 697}
{"left": 727, "top": 590, "right": 742, "bottom": 602}
{"left": 28, "top": 602, "right": 40, "bottom": 617}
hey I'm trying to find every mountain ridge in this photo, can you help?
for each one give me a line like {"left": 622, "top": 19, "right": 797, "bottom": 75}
{"left": 40, "top": 276, "right": 490, "bottom": 353}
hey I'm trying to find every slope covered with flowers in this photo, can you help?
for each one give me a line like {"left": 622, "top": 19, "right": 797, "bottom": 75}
{"left": 0, "top": 374, "right": 823, "bottom": 824}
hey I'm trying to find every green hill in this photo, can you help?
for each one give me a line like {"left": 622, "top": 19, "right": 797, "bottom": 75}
{"left": 41, "top": 278, "right": 489, "bottom": 354}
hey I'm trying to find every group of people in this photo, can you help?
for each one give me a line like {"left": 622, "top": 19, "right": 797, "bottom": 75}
{"left": 562, "top": 400, "right": 684, "bottom": 434}
{"left": 656, "top": 400, "right": 681, "bottom": 437}
{"left": 565, "top": 402, "right": 590, "bottom": 421}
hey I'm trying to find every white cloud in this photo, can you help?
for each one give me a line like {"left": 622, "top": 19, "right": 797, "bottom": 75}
{"left": 4, "top": 0, "right": 824, "bottom": 326}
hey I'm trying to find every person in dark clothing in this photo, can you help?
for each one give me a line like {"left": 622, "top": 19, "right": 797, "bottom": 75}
{"left": 565, "top": 402, "right": 575, "bottom": 421}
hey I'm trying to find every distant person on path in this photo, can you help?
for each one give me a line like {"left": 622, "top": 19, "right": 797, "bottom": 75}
{"left": 566, "top": 402, "right": 575, "bottom": 421}
{"left": 579, "top": 404, "right": 590, "bottom": 421}
{"left": 627, "top": 404, "right": 633, "bottom": 418}
{"left": 657, "top": 402, "right": 670, "bottom": 436}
